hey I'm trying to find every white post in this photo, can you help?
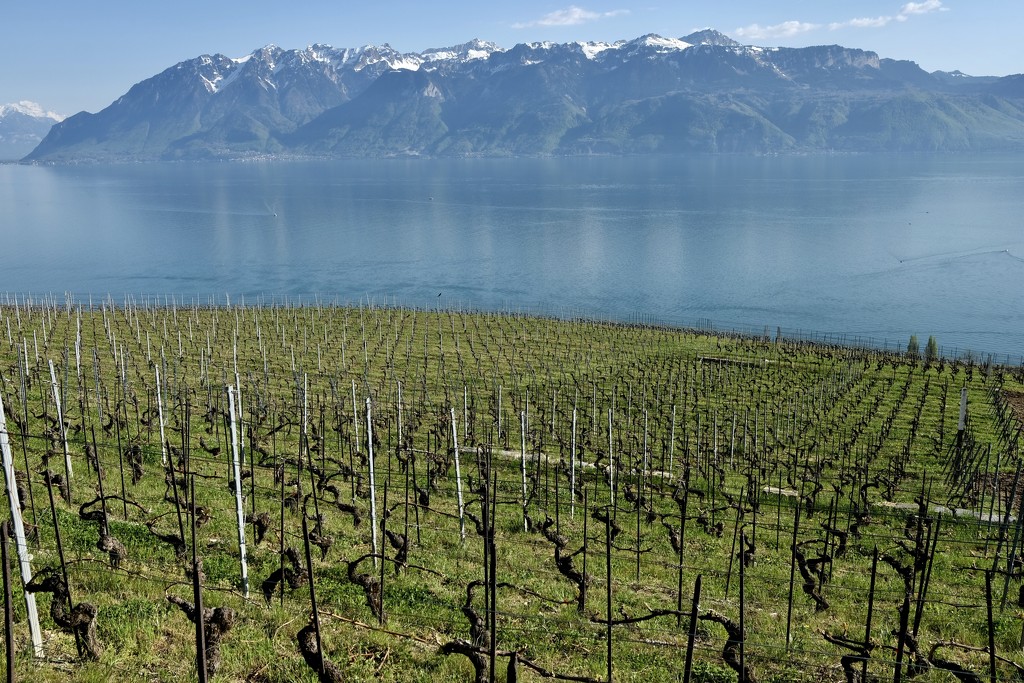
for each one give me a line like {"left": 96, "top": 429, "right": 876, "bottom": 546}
{"left": 155, "top": 367, "right": 168, "bottom": 467}
{"left": 226, "top": 386, "right": 249, "bottom": 597}
{"left": 0, "top": 391, "right": 43, "bottom": 657}
{"left": 235, "top": 369, "right": 244, "bottom": 469}
{"left": 520, "top": 410, "right": 528, "bottom": 531}
{"left": 366, "top": 398, "right": 379, "bottom": 568}
{"left": 450, "top": 408, "right": 465, "bottom": 541}
{"left": 48, "top": 360, "right": 73, "bottom": 487}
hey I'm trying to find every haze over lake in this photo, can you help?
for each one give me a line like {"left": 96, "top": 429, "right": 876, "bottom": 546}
{"left": 2, "top": 155, "right": 1022, "bottom": 359}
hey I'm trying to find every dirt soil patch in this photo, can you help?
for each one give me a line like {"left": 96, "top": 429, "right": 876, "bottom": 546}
{"left": 1003, "top": 390, "right": 1024, "bottom": 424}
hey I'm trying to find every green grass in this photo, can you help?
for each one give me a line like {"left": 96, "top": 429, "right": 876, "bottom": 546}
{"left": 0, "top": 301, "right": 1021, "bottom": 682}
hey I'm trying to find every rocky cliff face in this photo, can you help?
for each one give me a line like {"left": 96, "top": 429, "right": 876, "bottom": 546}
{"left": 24, "top": 31, "right": 1024, "bottom": 161}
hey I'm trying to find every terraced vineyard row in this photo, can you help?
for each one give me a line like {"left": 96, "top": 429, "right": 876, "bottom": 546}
{"left": 0, "top": 295, "right": 1021, "bottom": 682}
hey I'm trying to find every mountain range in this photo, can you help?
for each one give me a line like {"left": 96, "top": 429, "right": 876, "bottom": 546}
{"left": 24, "top": 30, "right": 1024, "bottom": 161}
{"left": 0, "top": 102, "right": 64, "bottom": 160}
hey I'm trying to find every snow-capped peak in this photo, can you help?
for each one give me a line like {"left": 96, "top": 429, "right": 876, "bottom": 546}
{"left": 576, "top": 40, "right": 621, "bottom": 60}
{"left": 0, "top": 101, "right": 64, "bottom": 122}
{"left": 680, "top": 29, "right": 742, "bottom": 47}
{"left": 421, "top": 39, "right": 504, "bottom": 63}
{"left": 627, "top": 34, "right": 693, "bottom": 52}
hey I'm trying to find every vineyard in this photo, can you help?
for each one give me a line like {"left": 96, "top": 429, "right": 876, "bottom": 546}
{"left": 0, "top": 295, "right": 1023, "bottom": 682}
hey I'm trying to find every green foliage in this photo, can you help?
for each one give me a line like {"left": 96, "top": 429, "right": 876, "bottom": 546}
{"left": 907, "top": 334, "right": 920, "bottom": 357}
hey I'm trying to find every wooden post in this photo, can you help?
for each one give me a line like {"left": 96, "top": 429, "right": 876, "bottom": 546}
{"left": 41, "top": 442, "right": 80, "bottom": 657}
{"left": 301, "top": 514, "right": 325, "bottom": 675}
{"left": 605, "top": 511, "right": 613, "bottom": 683}
{"left": 682, "top": 575, "right": 702, "bottom": 683}
{"left": 608, "top": 408, "right": 615, "bottom": 504}
{"left": 958, "top": 387, "right": 968, "bottom": 432}
{"left": 669, "top": 404, "right": 676, "bottom": 478}
{"left": 739, "top": 531, "right": 746, "bottom": 683}
{"left": 571, "top": 408, "right": 577, "bottom": 519}
{"left": 351, "top": 380, "right": 360, "bottom": 462}
{"left": 190, "top": 477, "right": 208, "bottom": 683}
{"left": 676, "top": 466, "right": 691, "bottom": 627}
{"left": 0, "top": 392, "right": 42, "bottom": 657}
{"left": 725, "top": 487, "right": 745, "bottom": 598}
{"left": 785, "top": 502, "right": 801, "bottom": 651}
{"left": 520, "top": 411, "right": 528, "bottom": 531}
{"left": 581, "top": 488, "right": 589, "bottom": 612}
{"left": 226, "top": 386, "right": 249, "bottom": 598}
{"left": 488, "top": 458, "right": 498, "bottom": 683}
{"left": 367, "top": 398, "right": 379, "bottom": 568}
{"left": 379, "top": 484, "right": 387, "bottom": 626}
{"left": 986, "top": 570, "right": 997, "bottom": 683}
{"left": 2, "top": 524, "right": 15, "bottom": 683}
{"left": 862, "top": 547, "right": 878, "bottom": 683}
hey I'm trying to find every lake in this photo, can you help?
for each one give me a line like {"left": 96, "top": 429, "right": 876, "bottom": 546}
{"left": 1, "top": 155, "right": 1022, "bottom": 360}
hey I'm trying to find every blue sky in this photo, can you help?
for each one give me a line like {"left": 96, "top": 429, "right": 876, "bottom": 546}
{"left": 5, "top": 1, "right": 1021, "bottom": 115}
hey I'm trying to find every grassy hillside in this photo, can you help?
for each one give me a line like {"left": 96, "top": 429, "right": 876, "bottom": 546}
{"left": 0, "top": 298, "right": 1021, "bottom": 682}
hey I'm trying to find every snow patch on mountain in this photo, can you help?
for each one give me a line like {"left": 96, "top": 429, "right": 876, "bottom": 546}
{"left": 0, "top": 101, "right": 64, "bottom": 122}
{"left": 577, "top": 41, "right": 620, "bottom": 60}
{"left": 632, "top": 34, "right": 692, "bottom": 52}
{"left": 421, "top": 39, "right": 503, "bottom": 63}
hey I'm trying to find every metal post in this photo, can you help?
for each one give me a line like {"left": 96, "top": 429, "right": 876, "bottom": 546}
{"left": 0, "top": 392, "right": 42, "bottom": 657}
{"left": 155, "top": 367, "right": 168, "bottom": 467}
{"left": 226, "top": 387, "right": 249, "bottom": 597}
{"left": 450, "top": 408, "right": 465, "bottom": 541}
{"left": 48, "top": 360, "right": 72, "bottom": 501}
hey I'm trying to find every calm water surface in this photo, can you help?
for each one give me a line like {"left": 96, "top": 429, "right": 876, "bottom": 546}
{"left": 1, "top": 156, "right": 1022, "bottom": 358}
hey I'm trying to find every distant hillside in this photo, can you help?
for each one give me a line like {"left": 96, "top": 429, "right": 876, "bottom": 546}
{"left": 24, "top": 30, "right": 1024, "bottom": 161}
{"left": 0, "top": 101, "right": 64, "bottom": 160}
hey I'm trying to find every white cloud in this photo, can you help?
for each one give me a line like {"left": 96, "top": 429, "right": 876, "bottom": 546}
{"left": 740, "top": 1, "right": 947, "bottom": 40}
{"left": 513, "top": 6, "right": 630, "bottom": 29}
{"left": 734, "top": 21, "right": 820, "bottom": 41}
{"left": 900, "top": 0, "right": 947, "bottom": 17}
{"left": 830, "top": 16, "right": 894, "bottom": 30}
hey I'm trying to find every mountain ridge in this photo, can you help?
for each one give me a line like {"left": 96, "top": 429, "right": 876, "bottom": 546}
{"left": 24, "top": 30, "right": 1024, "bottom": 162}
{"left": 0, "top": 101, "right": 64, "bottom": 160}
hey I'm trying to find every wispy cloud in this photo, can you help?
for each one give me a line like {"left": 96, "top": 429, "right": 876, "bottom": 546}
{"left": 734, "top": 21, "right": 819, "bottom": 41}
{"left": 737, "top": 1, "right": 947, "bottom": 41}
{"left": 830, "top": 16, "right": 893, "bottom": 30}
{"left": 513, "top": 6, "right": 630, "bottom": 29}
{"left": 900, "top": 1, "right": 947, "bottom": 17}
